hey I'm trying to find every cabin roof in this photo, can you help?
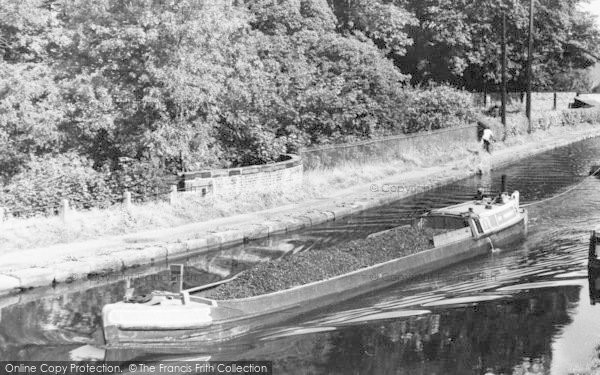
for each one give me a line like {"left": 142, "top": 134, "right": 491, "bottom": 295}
{"left": 429, "top": 200, "right": 511, "bottom": 217}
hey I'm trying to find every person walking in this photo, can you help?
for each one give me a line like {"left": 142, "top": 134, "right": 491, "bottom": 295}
{"left": 481, "top": 126, "right": 494, "bottom": 153}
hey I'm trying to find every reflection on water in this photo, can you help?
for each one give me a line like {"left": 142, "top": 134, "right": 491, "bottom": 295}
{"left": 241, "top": 287, "right": 578, "bottom": 375}
{"left": 3, "top": 137, "right": 600, "bottom": 373}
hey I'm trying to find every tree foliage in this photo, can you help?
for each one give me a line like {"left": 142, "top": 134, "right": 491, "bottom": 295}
{"left": 1, "top": 0, "right": 599, "bottom": 212}
{"left": 328, "top": 0, "right": 417, "bottom": 56}
{"left": 0, "top": 153, "right": 114, "bottom": 215}
{"left": 0, "top": 62, "right": 65, "bottom": 181}
{"left": 395, "top": 0, "right": 600, "bottom": 90}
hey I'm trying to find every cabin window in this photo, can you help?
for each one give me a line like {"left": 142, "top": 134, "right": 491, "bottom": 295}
{"left": 479, "top": 207, "right": 517, "bottom": 232}
{"left": 490, "top": 208, "right": 517, "bottom": 227}
{"left": 479, "top": 217, "right": 492, "bottom": 232}
{"left": 473, "top": 219, "right": 484, "bottom": 234}
{"left": 493, "top": 214, "right": 503, "bottom": 226}
{"left": 420, "top": 216, "right": 469, "bottom": 230}
{"left": 497, "top": 208, "right": 517, "bottom": 223}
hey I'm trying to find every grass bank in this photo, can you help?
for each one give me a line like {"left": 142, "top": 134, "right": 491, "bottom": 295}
{"left": 0, "top": 113, "right": 598, "bottom": 253}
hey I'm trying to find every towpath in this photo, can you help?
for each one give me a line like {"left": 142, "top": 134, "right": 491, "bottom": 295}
{"left": 0, "top": 124, "right": 598, "bottom": 294}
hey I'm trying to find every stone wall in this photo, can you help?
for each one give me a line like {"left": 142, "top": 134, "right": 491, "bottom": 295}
{"left": 178, "top": 154, "right": 303, "bottom": 198}
{"left": 301, "top": 125, "right": 478, "bottom": 170}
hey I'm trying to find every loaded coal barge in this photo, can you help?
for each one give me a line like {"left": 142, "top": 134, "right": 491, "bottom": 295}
{"left": 102, "top": 191, "right": 527, "bottom": 347}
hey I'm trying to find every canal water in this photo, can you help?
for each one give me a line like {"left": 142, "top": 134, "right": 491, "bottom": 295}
{"left": 3, "top": 137, "right": 600, "bottom": 374}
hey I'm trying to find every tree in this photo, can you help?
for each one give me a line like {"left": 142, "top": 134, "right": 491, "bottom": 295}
{"left": 54, "top": 0, "right": 251, "bottom": 169}
{"left": 0, "top": 62, "right": 65, "bottom": 181}
{"left": 394, "top": 0, "right": 600, "bottom": 91}
{"left": 327, "top": 0, "right": 417, "bottom": 56}
{"left": 246, "top": 0, "right": 337, "bottom": 35}
{"left": 544, "top": 68, "right": 594, "bottom": 93}
{"left": 0, "top": 0, "right": 68, "bottom": 63}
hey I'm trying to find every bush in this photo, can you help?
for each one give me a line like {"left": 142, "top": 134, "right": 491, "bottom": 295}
{"left": 561, "top": 110, "right": 584, "bottom": 127}
{"left": 292, "top": 32, "right": 411, "bottom": 143}
{"left": 527, "top": 108, "right": 600, "bottom": 131}
{"left": 0, "top": 155, "right": 177, "bottom": 216}
{"left": 1, "top": 153, "right": 114, "bottom": 217}
{"left": 489, "top": 108, "right": 600, "bottom": 137}
{"left": 401, "top": 85, "right": 476, "bottom": 133}
{"left": 107, "top": 160, "right": 172, "bottom": 202}
{"left": 560, "top": 108, "right": 600, "bottom": 127}
{"left": 218, "top": 30, "right": 414, "bottom": 156}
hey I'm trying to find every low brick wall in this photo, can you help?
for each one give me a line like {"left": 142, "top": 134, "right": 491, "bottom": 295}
{"left": 179, "top": 154, "right": 303, "bottom": 198}
{"left": 301, "top": 124, "right": 478, "bottom": 170}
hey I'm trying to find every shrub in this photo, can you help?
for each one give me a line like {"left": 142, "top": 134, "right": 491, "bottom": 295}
{"left": 561, "top": 110, "right": 584, "bottom": 127}
{"left": 528, "top": 108, "right": 600, "bottom": 131}
{"left": 495, "top": 108, "right": 600, "bottom": 136}
{"left": 107, "top": 160, "right": 172, "bottom": 202}
{"left": 232, "top": 30, "right": 412, "bottom": 153}
{"left": 506, "top": 114, "right": 530, "bottom": 136}
{"left": 1, "top": 153, "right": 114, "bottom": 217}
{"left": 401, "top": 85, "right": 476, "bottom": 133}
{"left": 563, "top": 108, "right": 600, "bottom": 126}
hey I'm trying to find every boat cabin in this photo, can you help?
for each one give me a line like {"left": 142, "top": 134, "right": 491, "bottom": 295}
{"left": 417, "top": 192, "right": 522, "bottom": 247}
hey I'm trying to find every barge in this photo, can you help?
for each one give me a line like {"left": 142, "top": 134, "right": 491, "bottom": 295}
{"left": 102, "top": 191, "right": 527, "bottom": 347}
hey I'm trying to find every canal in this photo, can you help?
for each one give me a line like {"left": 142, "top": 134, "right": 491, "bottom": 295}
{"left": 3, "top": 137, "right": 600, "bottom": 374}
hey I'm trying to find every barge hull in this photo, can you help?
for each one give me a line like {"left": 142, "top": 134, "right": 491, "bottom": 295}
{"left": 103, "top": 217, "right": 526, "bottom": 346}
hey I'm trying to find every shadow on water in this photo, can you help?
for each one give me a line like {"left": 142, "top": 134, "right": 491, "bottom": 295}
{"left": 4, "top": 137, "right": 600, "bottom": 371}
{"left": 223, "top": 287, "right": 581, "bottom": 375}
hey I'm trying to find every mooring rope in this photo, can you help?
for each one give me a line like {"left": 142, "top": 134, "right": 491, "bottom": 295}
{"left": 520, "top": 165, "right": 600, "bottom": 208}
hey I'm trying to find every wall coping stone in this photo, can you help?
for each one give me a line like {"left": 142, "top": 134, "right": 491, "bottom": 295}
{"left": 179, "top": 154, "right": 300, "bottom": 180}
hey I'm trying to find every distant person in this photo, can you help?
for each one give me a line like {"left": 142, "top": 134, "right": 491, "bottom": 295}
{"left": 475, "top": 188, "right": 485, "bottom": 200}
{"left": 481, "top": 127, "right": 494, "bottom": 153}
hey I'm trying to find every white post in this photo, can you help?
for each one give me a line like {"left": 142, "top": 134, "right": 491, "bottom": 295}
{"left": 169, "top": 185, "right": 178, "bottom": 204}
{"left": 123, "top": 191, "right": 132, "bottom": 210}
{"left": 59, "top": 199, "right": 69, "bottom": 222}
